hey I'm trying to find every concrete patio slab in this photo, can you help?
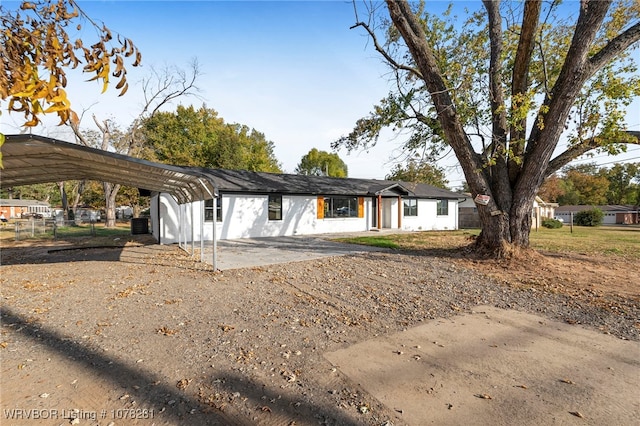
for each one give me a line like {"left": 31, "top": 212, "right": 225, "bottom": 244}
{"left": 325, "top": 306, "right": 640, "bottom": 425}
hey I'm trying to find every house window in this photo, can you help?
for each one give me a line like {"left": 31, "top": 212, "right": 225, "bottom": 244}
{"left": 323, "top": 196, "right": 358, "bottom": 218}
{"left": 205, "top": 197, "right": 222, "bottom": 222}
{"left": 436, "top": 199, "right": 449, "bottom": 216}
{"left": 268, "top": 194, "right": 282, "bottom": 220}
{"left": 403, "top": 199, "right": 418, "bottom": 217}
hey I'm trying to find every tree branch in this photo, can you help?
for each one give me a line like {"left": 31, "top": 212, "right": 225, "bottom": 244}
{"left": 521, "top": 0, "right": 611, "bottom": 194}
{"left": 509, "top": 0, "right": 541, "bottom": 168}
{"left": 545, "top": 130, "right": 640, "bottom": 178}
{"left": 483, "top": 0, "right": 508, "bottom": 148}
{"left": 588, "top": 21, "right": 640, "bottom": 73}
{"left": 385, "top": 0, "right": 489, "bottom": 197}
{"left": 482, "top": 0, "right": 511, "bottom": 209}
{"left": 350, "top": 21, "right": 423, "bottom": 79}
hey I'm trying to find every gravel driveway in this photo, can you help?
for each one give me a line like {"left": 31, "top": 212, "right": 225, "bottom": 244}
{"left": 1, "top": 241, "right": 638, "bottom": 425}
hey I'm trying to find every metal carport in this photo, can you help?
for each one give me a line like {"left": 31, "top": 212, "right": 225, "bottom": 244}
{"left": 0, "top": 134, "right": 219, "bottom": 269}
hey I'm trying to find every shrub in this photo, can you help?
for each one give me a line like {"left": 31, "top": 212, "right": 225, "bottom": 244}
{"left": 574, "top": 208, "right": 604, "bottom": 226}
{"left": 541, "top": 218, "right": 563, "bottom": 229}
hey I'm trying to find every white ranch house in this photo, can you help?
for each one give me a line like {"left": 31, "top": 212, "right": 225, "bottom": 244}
{"left": 151, "top": 169, "right": 462, "bottom": 244}
{"left": 2, "top": 134, "right": 464, "bottom": 268}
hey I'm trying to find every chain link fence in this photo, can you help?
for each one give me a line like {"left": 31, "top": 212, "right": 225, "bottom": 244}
{"left": 14, "top": 219, "right": 101, "bottom": 241}
{"left": 4, "top": 217, "right": 148, "bottom": 242}
{"left": 13, "top": 219, "right": 99, "bottom": 241}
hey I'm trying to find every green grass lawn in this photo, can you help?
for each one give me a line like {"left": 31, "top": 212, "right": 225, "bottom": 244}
{"left": 336, "top": 226, "right": 640, "bottom": 260}
{"left": 1, "top": 221, "right": 135, "bottom": 245}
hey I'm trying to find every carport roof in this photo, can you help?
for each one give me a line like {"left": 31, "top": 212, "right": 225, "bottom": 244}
{"left": 0, "top": 134, "right": 217, "bottom": 204}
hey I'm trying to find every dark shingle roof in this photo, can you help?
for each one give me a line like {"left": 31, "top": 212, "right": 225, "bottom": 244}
{"left": 0, "top": 199, "right": 50, "bottom": 207}
{"left": 188, "top": 168, "right": 461, "bottom": 199}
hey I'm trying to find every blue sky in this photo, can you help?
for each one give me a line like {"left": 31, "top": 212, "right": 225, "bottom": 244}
{"left": 2, "top": 0, "right": 638, "bottom": 186}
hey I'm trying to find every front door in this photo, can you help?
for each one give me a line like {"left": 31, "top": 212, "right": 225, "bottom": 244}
{"left": 372, "top": 196, "right": 395, "bottom": 229}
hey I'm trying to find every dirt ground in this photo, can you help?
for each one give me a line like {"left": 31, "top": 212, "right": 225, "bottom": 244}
{"left": 0, "top": 236, "right": 638, "bottom": 425}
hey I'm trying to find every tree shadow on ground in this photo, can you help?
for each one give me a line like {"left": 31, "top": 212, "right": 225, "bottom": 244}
{"left": 1, "top": 306, "right": 232, "bottom": 425}
{"left": 204, "top": 371, "right": 364, "bottom": 426}
{"left": 1, "top": 306, "right": 374, "bottom": 425}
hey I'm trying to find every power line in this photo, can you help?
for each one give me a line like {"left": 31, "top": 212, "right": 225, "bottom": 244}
{"left": 592, "top": 156, "right": 640, "bottom": 167}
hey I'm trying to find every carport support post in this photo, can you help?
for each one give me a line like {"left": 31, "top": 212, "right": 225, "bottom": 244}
{"left": 213, "top": 196, "right": 217, "bottom": 271}
{"left": 200, "top": 199, "right": 205, "bottom": 263}
{"left": 177, "top": 203, "right": 181, "bottom": 248}
{"left": 182, "top": 203, "right": 186, "bottom": 250}
{"left": 190, "top": 201, "right": 195, "bottom": 256}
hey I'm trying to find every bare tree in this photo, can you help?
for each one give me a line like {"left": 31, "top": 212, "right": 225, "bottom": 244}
{"left": 71, "top": 59, "right": 202, "bottom": 227}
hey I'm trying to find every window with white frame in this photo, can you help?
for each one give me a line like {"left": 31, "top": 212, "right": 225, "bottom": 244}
{"left": 268, "top": 194, "right": 282, "bottom": 220}
{"left": 204, "top": 197, "right": 222, "bottom": 222}
{"left": 436, "top": 199, "right": 449, "bottom": 216}
{"left": 403, "top": 199, "right": 418, "bottom": 216}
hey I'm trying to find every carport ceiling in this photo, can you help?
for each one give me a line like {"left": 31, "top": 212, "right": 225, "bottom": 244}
{"left": 0, "top": 134, "right": 217, "bottom": 204}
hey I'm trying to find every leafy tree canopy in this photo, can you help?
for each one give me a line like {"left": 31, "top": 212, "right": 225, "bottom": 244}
{"left": 600, "top": 162, "right": 640, "bottom": 205}
{"left": 539, "top": 162, "right": 640, "bottom": 205}
{"left": 295, "top": 148, "right": 348, "bottom": 177}
{"left": 141, "top": 104, "right": 282, "bottom": 173}
{"left": 385, "top": 160, "right": 449, "bottom": 189}
{"left": 1, "top": 0, "right": 141, "bottom": 127}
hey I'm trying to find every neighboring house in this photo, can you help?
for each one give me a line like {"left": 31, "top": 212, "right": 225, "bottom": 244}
{"left": 555, "top": 205, "right": 640, "bottom": 225}
{"left": 151, "top": 169, "right": 463, "bottom": 243}
{"left": 0, "top": 199, "right": 52, "bottom": 219}
{"left": 532, "top": 197, "right": 559, "bottom": 228}
{"left": 458, "top": 194, "right": 557, "bottom": 229}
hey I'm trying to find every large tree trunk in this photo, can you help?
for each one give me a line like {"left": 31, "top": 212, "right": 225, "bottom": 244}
{"left": 70, "top": 180, "right": 85, "bottom": 220}
{"left": 58, "top": 182, "right": 68, "bottom": 220}
{"left": 103, "top": 182, "right": 120, "bottom": 228}
{"left": 473, "top": 191, "right": 536, "bottom": 257}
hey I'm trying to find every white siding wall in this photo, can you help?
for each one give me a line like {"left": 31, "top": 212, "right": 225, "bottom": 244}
{"left": 402, "top": 199, "right": 458, "bottom": 231}
{"left": 153, "top": 193, "right": 374, "bottom": 243}
{"left": 152, "top": 193, "right": 459, "bottom": 243}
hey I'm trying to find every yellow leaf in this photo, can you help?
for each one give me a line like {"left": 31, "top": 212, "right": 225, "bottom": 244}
{"left": 49, "top": 88, "right": 67, "bottom": 103}
{"left": 133, "top": 50, "right": 142, "bottom": 67}
{"left": 43, "top": 103, "right": 67, "bottom": 113}
{"left": 0, "top": 133, "right": 3, "bottom": 168}
{"left": 33, "top": 85, "right": 50, "bottom": 100}
{"left": 32, "top": 100, "right": 43, "bottom": 114}
{"left": 48, "top": 74, "right": 57, "bottom": 91}
{"left": 118, "top": 82, "right": 129, "bottom": 96}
